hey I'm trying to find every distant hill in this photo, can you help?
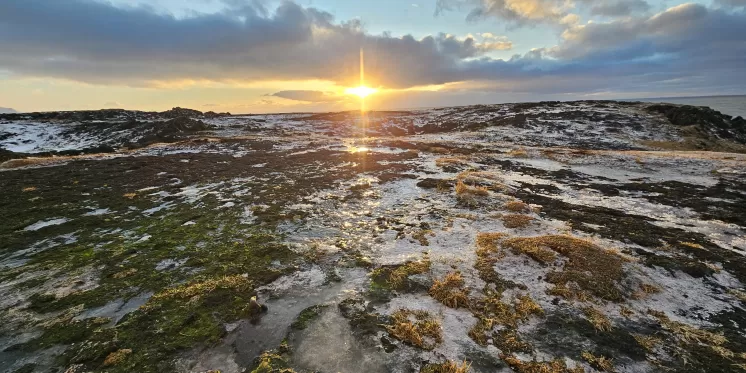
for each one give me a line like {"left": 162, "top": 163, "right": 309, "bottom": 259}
{"left": 1, "top": 101, "right": 745, "bottom": 156}
{"left": 0, "top": 107, "right": 17, "bottom": 114}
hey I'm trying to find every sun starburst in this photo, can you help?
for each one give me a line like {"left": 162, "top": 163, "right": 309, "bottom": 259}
{"left": 345, "top": 85, "right": 377, "bottom": 98}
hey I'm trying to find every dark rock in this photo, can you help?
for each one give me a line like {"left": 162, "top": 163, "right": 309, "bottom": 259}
{"left": 127, "top": 117, "right": 215, "bottom": 148}
{"left": 380, "top": 336, "right": 397, "bottom": 352}
{"left": 0, "top": 148, "right": 23, "bottom": 163}
{"left": 160, "top": 107, "right": 203, "bottom": 119}
{"left": 416, "top": 178, "right": 454, "bottom": 189}
{"left": 646, "top": 103, "right": 746, "bottom": 144}
{"left": 204, "top": 111, "right": 231, "bottom": 118}
{"left": 0, "top": 109, "right": 158, "bottom": 123}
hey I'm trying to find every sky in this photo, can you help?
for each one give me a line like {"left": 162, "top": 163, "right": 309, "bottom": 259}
{"left": 0, "top": 0, "right": 744, "bottom": 114}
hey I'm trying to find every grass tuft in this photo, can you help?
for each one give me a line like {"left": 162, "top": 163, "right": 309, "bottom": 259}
{"left": 412, "top": 229, "right": 434, "bottom": 246}
{"left": 103, "top": 349, "right": 133, "bottom": 367}
{"left": 581, "top": 351, "right": 616, "bottom": 372}
{"left": 583, "top": 307, "right": 612, "bottom": 332}
{"left": 457, "top": 171, "right": 506, "bottom": 191}
{"left": 146, "top": 275, "right": 252, "bottom": 308}
{"left": 494, "top": 329, "right": 533, "bottom": 354}
{"left": 390, "top": 260, "right": 431, "bottom": 289}
{"left": 680, "top": 241, "right": 704, "bottom": 249}
{"left": 474, "top": 236, "right": 503, "bottom": 285}
{"left": 502, "top": 355, "right": 584, "bottom": 373}
{"left": 502, "top": 236, "right": 557, "bottom": 264}
{"left": 436, "top": 157, "right": 467, "bottom": 170}
{"left": 640, "top": 283, "right": 661, "bottom": 294}
{"left": 501, "top": 214, "right": 534, "bottom": 229}
{"left": 455, "top": 180, "right": 489, "bottom": 197}
{"left": 421, "top": 360, "right": 471, "bottom": 373}
{"left": 633, "top": 283, "right": 662, "bottom": 299}
{"left": 648, "top": 309, "right": 726, "bottom": 346}
{"left": 515, "top": 294, "right": 543, "bottom": 320}
{"left": 0, "top": 157, "right": 59, "bottom": 169}
{"left": 476, "top": 233, "right": 508, "bottom": 257}
{"left": 504, "top": 200, "right": 530, "bottom": 213}
{"left": 386, "top": 309, "right": 443, "bottom": 350}
{"left": 370, "top": 259, "right": 431, "bottom": 291}
{"left": 468, "top": 293, "right": 542, "bottom": 346}
{"left": 632, "top": 333, "right": 661, "bottom": 351}
{"left": 458, "top": 170, "right": 503, "bottom": 182}
{"left": 730, "top": 289, "right": 746, "bottom": 302}
{"left": 429, "top": 272, "right": 470, "bottom": 308}
{"left": 547, "top": 283, "right": 590, "bottom": 302}
{"left": 111, "top": 268, "right": 137, "bottom": 279}
{"left": 502, "top": 235, "right": 626, "bottom": 302}
{"left": 508, "top": 148, "right": 529, "bottom": 158}
{"left": 468, "top": 319, "right": 493, "bottom": 346}
{"left": 473, "top": 232, "right": 523, "bottom": 291}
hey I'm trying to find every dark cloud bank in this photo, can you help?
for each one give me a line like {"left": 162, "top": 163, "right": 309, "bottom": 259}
{"left": 0, "top": 0, "right": 745, "bottom": 97}
{"left": 269, "top": 90, "right": 340, "bottom": 102}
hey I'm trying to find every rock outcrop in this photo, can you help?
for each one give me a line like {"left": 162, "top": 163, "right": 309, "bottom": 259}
{"left": 646, "top": 103, "right": 746, "bottom": 144}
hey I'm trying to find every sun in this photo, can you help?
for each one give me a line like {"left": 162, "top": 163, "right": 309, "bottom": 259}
{"left": 345, "top": 85, "right": 377, "bottom": 99}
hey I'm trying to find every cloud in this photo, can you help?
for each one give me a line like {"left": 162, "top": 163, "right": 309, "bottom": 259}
{"left": 441, "top": 33, "right": 513, "bottom": 56}
{"left": 435, "top": 0, "right": 573, "bottom": 25}
{"left": 552, "top": 3, "right": 745, "bottom": 61}
{"left": 0, "top": 0, "right": 744, "bottom": 99}
{"left": 436, "top": 0, "right": 651, "bottom": 25}
{"left": 473, "top": 33, "right": 513, "bottom": 50}
{"left": 715, "top": 0, "right": 746, "bottom": 8}
{"left": 0, "top": 107, "right": 17, "bottom": 114}
{"left": 0, "top": 0, "right": 507, "bottom": 89}
{"left": 425, "top": 3, "right": 746, "bottom": 95}
{"left": 585, "top": 0, "right": 650, "bottom": 17}
{"left": 269, "top": 90, "right": 340, "bottom": 102}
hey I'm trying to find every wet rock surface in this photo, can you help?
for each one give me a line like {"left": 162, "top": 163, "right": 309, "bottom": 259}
{"left": 1, "top": 101, "right": 746, "bottom": 373}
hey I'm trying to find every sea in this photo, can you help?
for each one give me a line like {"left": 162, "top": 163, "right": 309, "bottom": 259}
{"left": 633, "top": 95, "right": 746, "bottom": 119}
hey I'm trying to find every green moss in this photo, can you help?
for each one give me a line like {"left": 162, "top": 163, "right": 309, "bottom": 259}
{"left": 250, "top": 351, "right": 296, "bottom": 373}
{"left": 352, "top": 252, "right": 373, "bottom": 268}
{"left": 251, "top": 204, "right": 308, "bottom": 227}
{"left": 370, "top": 259, "right": 431, "bottom": 292}
{"left": 291, "top": 305, "right": 328, "bottom": 330}
{"left": 15, "top": 276, "right": 48, "bottom": 290}
{"left": 10, "top": 364, "right": 35, "bottom": 373}
{"left": 324, "top": 269, "right": 342, "bottom": 284}
{"left": 64, "top": 332, "right": 119, "bottom": 366}
{"left": 0, "top": 146, "right": 417, "bottom": 372}
{"left": 27, "top": 292, "right": 57, "bottom": 311}
{"left": 11, "top": 202, "right": 300, "bottom": 372}
{"left": 24, "top": 207, "right": 296, "bottom": 316}
{"left": 16, "top": 318, "right": 110, "bottom": 351}
{"left": 28, "top": 287, "right": 112, "bottom": 314}
{"left": 96, "top": 276, "right": 262, "bottom": 372}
